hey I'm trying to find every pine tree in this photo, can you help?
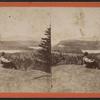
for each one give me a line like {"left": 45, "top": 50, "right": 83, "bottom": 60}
{"left": 36, "top": 26, "right": 51, "bottom": 73}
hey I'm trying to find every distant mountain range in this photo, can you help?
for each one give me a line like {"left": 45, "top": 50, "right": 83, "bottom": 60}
{"left": 0, "top": 40, "right": 40, "bottom": 50}
{"left": 1, "top": 40, "right": 100, "bottom": 53}
{"left": 52, "top": 40, "right": 100, "bottom": 53}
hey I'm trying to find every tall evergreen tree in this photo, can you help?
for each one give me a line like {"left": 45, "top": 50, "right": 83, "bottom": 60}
{"left": 36, "top": 25, "right": 51, "bottom": 73}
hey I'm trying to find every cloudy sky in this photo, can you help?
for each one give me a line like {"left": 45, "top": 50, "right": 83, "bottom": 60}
{"left": 0, "top": 7, "right": 50, "bottom": 41}
{"left": 51, "top": 7, "right": 100, "bottom": 45}
{"left": 0, "top": 7, "right": 100, "bottom": 45}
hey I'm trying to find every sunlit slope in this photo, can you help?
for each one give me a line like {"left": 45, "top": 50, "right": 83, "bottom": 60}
{"left": 0, "top": 67, "right": 50, "bottom": 92}
{"left": 51, "top": 65, "right": 100, "bottom": 92}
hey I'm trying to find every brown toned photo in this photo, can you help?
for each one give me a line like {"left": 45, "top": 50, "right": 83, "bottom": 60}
{"left": 0, "top": 7, "right": 51, "bottom": 92}
{"left": 51, "top": 7, "right": 100, "bottom": 92}
{"left": 0, "top": 6, "right": 100, "bottom": 94}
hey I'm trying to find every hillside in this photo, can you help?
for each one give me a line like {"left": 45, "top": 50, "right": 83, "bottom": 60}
{"left": 1, "top": 65, "right": 100, "bottom": 92}
{"left": 53, "top": 40, "right": 100, "bottom": 53}
{"left": 0, "top": 41, "right": 40, "bottom": 50}
{"left": 0, "top": 67, "right": 50, "bottom": 92}
{"left": 51, "top": 65, "right": 100, "bottom": 92}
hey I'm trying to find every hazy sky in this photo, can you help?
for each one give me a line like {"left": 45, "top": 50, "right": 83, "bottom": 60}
{"left": 0, "top": 7, "right": 50, "bottom": 41}
{"left": 0, "top": 7, "right": 100, "bottom": 45}
{"left": 51, "top": 7, "right": 100, "bottom": 45}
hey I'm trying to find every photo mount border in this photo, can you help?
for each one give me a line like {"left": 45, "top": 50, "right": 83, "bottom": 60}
{"left": 0, "top": 2, "right": 100, "bottom": 98}
{"left": 0, "top": 2, "right": 99, "bottom": 7}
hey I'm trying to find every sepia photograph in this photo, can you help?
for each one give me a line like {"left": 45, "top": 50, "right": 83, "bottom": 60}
{"left": 0, "top": 7, "right": 52, "bottom": 92}
{"left": 51, "top": 7, "right": 100, "bottom": 92}
{"left": 0, "top": 6, "right": 100, "bottom": 94}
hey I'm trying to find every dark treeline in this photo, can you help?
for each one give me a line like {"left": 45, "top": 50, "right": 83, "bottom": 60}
{"left": 52, "top": 52, "right": 83, "bottom": 66}
{"left": 52, "top": 52, "right": 100, "bottom": 66}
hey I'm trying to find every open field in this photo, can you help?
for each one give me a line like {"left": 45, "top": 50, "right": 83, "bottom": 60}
{"left": 1, "top": 64, "right": 100, "bottom": 92}
{"left": 0, "top": 67, "right": 50, "bottom": 92}
{"left": 51, "top": 64, "right": 100, "bottom": 92}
